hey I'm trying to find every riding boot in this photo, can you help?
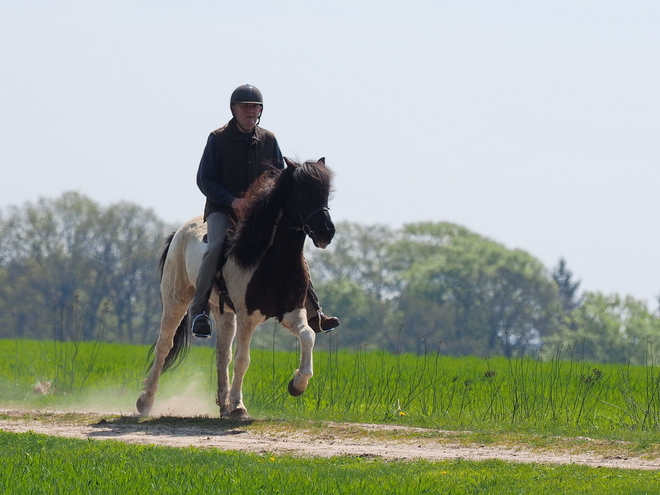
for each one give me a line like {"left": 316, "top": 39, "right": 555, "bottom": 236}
{"left": 306, "top": 284, "right": 340, "bottom": 333}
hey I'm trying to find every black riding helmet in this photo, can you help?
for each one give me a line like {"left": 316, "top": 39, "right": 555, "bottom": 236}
{"left": 230, "top": 84, "right": 263, "bottom": 124}
{"left": 230, "top": 84, "right": 263, "bottom": 107}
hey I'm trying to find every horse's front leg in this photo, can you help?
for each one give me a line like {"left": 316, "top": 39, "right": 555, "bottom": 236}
{"left": 226, "top": 313, "right": 260, "bottom": 420}
{"left": 213, "top": 308, "right": 236, "bottom": 418}
{"left": 281, "top": 309, "right": 316, "bottom": 396}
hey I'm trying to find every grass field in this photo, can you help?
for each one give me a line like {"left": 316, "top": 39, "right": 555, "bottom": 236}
{"left": 2, "top": 430, "right": 660, "bottom": 494}
{"left": 3, "top": 337, "right": 660, "bottom": 492}
{"left": 3, "top": 337, "right": 660, "bottom": 440}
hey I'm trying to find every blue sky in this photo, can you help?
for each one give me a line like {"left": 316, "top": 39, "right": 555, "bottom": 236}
{"left": 1, "top": 1, "right": 659, "bottom": 307}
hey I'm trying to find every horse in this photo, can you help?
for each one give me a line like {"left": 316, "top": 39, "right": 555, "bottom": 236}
{"left": 135, "top": 157, "right": 335, "bottom": 420}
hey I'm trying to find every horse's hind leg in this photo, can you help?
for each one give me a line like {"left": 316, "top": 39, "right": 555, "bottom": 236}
{"left": 136, "top": 298, "right": 189, "bottom": 416}
{"left": 213, "top": 307, "right": 236, "bottom": 418}
{"left": 282, "top": 309, "right": 316, "bottom": 396}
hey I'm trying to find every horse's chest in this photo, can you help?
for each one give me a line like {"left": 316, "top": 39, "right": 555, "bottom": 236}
{"left": 244, "top": 251, "right": 308, "bottom": 319}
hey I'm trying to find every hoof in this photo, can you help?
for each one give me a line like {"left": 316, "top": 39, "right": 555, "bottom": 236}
{"left": 229, "top": 408, "right": 251, "bottom": 421}
{"left": 288, "top": 379, "right": 304, "bottom": 397}
{"left": 135, "top": 396, "right": 153, "bottom": 416}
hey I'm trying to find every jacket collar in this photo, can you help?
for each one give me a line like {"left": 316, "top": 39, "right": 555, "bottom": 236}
{"left": 229, "top": 118, "right": 262, "bottom": 142}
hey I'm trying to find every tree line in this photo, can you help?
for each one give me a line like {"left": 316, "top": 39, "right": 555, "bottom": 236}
{"left": 304, "top": 222, "right": 660, "bottom": 363}
{"left": 0, "top": 192, "right": 172, "bottom": 344}
{"left": 1, "top": 192, "right": 659, "bottom": 363}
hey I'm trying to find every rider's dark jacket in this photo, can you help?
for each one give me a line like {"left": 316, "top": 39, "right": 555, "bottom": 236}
{"left": 197, "top": 118, "right": 284, "bottom": 219}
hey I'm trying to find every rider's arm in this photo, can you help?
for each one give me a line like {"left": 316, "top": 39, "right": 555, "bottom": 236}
{"left": 272, "top": 138, "right": 284, "bottom": 170}
{"left": 196, "top": 133, "right": 236, "bottom": 207}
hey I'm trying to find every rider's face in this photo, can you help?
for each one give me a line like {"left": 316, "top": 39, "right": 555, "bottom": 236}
{"left": 232, "top": 103, "right": 262, "bottom": 132}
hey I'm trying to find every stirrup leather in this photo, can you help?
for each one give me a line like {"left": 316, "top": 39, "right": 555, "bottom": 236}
{"left": 316, "top": 309, "right": 332, "bottom": 334}
{"left": 310, "top": 308, "right": 338, "bottom": 334}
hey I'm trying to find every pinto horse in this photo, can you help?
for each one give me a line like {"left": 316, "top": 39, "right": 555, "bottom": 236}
{"left": 136, "top": 158, "right": 335, "bottom": 419}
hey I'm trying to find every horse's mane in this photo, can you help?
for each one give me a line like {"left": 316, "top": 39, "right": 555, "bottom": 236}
{"left": 227, "top": 159, "right": 332, "bottom": 269}
{"left": 226, "top": 165, "right": 294, "bottom": 268}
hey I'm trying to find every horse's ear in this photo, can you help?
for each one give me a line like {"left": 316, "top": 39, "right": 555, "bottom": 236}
{"left": 318, "top": 157, "right": 326, "bottom": 165}
{"left": 284, "top": 157, "right": 297, "bottom": 169}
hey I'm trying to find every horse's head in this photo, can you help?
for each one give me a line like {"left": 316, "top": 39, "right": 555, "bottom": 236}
{"left": 285, "top": 157, "right": 335, "bottom": 249}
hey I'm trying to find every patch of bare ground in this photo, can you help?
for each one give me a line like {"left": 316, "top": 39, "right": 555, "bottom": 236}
{"left": 1, "top": 409, "right": 659, "bottom": 470}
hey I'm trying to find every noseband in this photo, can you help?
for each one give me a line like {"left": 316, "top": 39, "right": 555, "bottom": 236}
{"left": 299, "top": 206, "right": 330, "bottom": 236}
{"left": 278, "top": 205, "right": 329, "bottom": 237}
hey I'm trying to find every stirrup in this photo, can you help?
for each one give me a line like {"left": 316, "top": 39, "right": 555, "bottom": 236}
{"left": 191, "top": 312, "right": 212, "bottom": 338}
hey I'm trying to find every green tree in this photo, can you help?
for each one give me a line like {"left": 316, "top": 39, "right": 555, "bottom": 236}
{"left": 544, "top": 292, "right": 660, "bottom": 364}
{"left": 0, "top": 192, "right": 170, "bottom": 343}
{"left": 552, "top": 257, "right": 583, "bottom": 313}
{"left": 310, "top": 277, "right": 395, "bottom": 349}
{"left": 393, "top": 223, "right": 564, "bottom": 356}
{"left": 308, "top": 221, "right": 566, "bottom": 355}
{"left": 306, "top": 222, "right": 400, "bottom": 349}
{"left": 1, "top": 193, "right": 104, "bottom": 339}
{"left": 307, "top": 222, "right": 398, "bottom": 299}
{"left": 91, "top": 201, "right": 168, "bottom": 343}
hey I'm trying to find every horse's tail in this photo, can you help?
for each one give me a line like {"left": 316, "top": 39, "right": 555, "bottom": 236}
{"left": 145, "top": 316, "right": 191, "bottom": 374}
{"left": 162, "top": 314, "right": 192, "bottom": 372}
{"left": 147, "top": 230, "right": 192, "bottom": 373}
{"left": 158, "top": 232, "right": 176, "bottom": 280}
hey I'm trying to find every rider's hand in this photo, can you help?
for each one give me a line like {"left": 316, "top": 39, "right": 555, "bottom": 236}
{"left": 232, "top": 198, "right": 246, "bottom": 211}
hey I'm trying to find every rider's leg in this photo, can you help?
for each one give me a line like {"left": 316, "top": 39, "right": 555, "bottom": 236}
{"left": 305, "top": 279, "right": 340, "bottom": 333}
{"left": 190, "top": 212, "right": 232, "bottom": 338}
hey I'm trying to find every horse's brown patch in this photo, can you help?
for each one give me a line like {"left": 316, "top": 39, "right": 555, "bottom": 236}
{"left": 245, "top": 228, "right": 309, "bottom": 320}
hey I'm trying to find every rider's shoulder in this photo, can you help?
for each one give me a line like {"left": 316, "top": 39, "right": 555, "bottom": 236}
{"left": 254, "top": 125, "right": 277, "bottom": 141}
{"left": 211, "top": 123, "right": 231, "bottom": 137}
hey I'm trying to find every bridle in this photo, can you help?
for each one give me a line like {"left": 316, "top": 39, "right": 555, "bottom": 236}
{"left": 299, "top": 205, "right": 330, "bottom": 236}
{"left": 275, "top": 163, "right": 332, "bottom": 238}
{"left": 279, "top": 205, "right": 330, "bottom": 237}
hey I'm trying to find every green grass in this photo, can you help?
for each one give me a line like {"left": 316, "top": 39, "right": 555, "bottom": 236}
{"left": 2, "top": 430, "right": 659, "bottom": 494}
{"left": 4, "top": 337, "right": 660, "bottom": 441}
{"left": 248, "top": 341, "right": 660, "bottom": 441}
{"left": 4, "top": 338, "right": 660, "bottom": 493}
{"left": 0, "top": 338, "right": 217, "bottom": 412}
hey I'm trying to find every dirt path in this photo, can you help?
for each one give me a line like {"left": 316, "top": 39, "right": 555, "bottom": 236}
{"left": 1, "top": 409, "right": 659, "bottom": 471}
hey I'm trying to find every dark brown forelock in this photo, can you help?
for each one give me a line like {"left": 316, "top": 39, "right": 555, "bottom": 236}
{"left": 294, "top": 160, "right": 334, "bottom": 195}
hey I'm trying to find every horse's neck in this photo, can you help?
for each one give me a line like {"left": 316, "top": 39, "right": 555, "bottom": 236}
{"left": 224, "top": 203, "right": 311, "bottom": 272}
{"left": 267, "top": 223, "right": 306, "bottom": 261}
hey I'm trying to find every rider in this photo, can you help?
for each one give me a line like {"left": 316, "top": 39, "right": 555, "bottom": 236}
{"left": 189, "top": 84, "right": 340, "bottom": 338}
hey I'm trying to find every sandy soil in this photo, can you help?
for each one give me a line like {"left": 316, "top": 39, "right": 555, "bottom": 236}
{"left": 1, "top": 408, "right": 659, "bottom": 471}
